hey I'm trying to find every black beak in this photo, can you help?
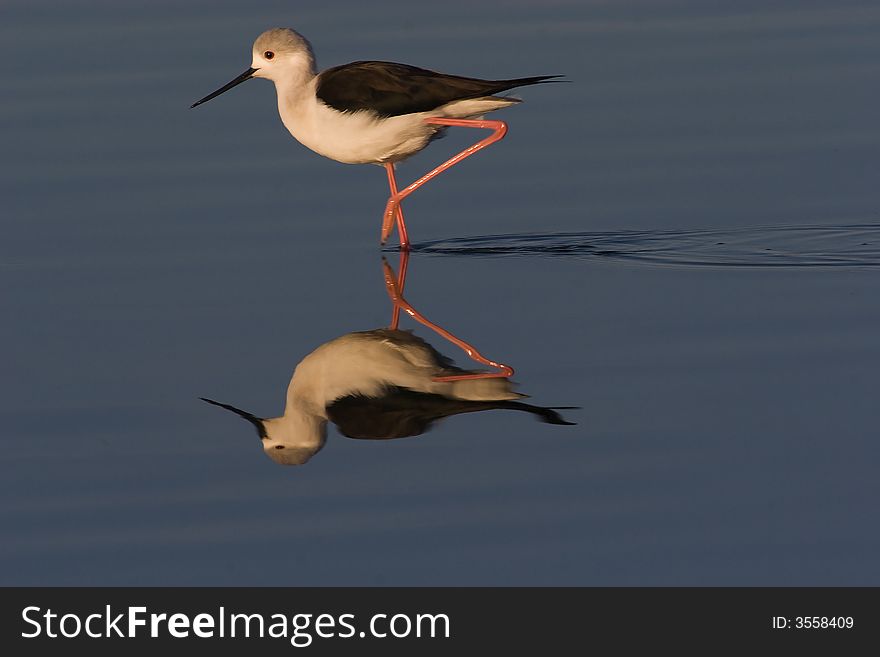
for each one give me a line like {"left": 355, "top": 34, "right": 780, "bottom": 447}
{"left": 191, "top": 67, "right": 257, "bottom": 108}
{"left": 200, "top": 397, "right": 268, "bottom": 439}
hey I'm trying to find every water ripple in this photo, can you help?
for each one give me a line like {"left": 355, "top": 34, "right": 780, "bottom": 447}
{"left": 412, "top": 223, "right": 880, "bottom": 268}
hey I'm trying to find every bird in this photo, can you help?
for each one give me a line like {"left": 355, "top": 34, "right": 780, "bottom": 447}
{"left": 201, "top": 329, "right": 575, "bottom": 465}
{"left": 191, "top": 28, "right": 560, "bottom": 249}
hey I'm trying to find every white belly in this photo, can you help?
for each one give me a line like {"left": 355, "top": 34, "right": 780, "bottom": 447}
{"left": 280, "top": 100, "right": 436, "bottom": 164}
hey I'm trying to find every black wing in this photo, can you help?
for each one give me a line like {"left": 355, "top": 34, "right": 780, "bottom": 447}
{"left": 327, "top": 386, "right": 576, "bottom": 440}
{"left": 316, "top": 61, "right": 561, "bottom": 117}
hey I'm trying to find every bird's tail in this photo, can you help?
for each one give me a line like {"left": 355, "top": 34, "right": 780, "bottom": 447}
{"left": 501, "top": 74, "right": 565, "bottom": 89}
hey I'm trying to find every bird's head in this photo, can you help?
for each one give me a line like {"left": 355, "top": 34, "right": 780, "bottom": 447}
{"left": 191, "top": 28, "right": 315, "bottom": 108}
{"left": 200, "top": 397, "right": 326, "bottom": 466}
{"left": 250, "top": 28, "right": 316, "bottom": 82}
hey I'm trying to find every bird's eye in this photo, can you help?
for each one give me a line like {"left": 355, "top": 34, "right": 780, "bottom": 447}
{"left": 264, "top": 50, "right": 275, "bottom": 60}
{"left": 274, "top": 445, "right": 285, "bottom": 450}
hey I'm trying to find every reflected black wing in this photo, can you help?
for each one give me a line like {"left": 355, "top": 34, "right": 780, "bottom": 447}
{"left": 316, "top": 61, "right": 561, "bottom": 117}
{"left": 327, "top": 386, "right": 576, "bottom": 440}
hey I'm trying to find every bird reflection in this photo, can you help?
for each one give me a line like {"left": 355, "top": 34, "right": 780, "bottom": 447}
{"left": 202, "top": 252, "right": 575, "bottom": 465}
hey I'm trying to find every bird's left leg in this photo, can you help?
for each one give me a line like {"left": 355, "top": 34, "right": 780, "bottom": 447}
{"left": 383, "top": 163, "right": 410, "bottom": 250}
{"left": 382, "top": 256, "right": 514, "bottom": 381}
{"left": 381, "top": 118, "right": 508, "bottom": 248}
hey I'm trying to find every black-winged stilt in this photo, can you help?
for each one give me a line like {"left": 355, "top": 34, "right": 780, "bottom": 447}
{"left": 191, "top": 28, "right": 560, "bottom": 249}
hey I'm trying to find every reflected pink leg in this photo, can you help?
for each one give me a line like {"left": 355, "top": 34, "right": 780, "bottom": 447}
{"left": 380, "top": 118, "right": 509, "bottom": 247}
{"left": 388, "top": 249, "right": 410, "bottom": 330}
{"left": 382, "top": 255, "right": 514, "bottom": 381}
{"left": 383, "top": 163, "right": 409, "bottom": 250}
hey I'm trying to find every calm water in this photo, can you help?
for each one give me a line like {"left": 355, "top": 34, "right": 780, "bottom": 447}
{"left": 2, "top": 0, "right": 879, "bottom": 585}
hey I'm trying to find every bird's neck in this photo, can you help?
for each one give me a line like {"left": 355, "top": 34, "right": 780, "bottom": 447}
{"left": 271, "top": 60, "right": 317, "bottom": 105}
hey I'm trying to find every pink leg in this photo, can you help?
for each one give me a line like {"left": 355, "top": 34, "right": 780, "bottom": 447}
{"left": 382, "top": 256, "right": 514, "bottom": 381}
{"left": 384, "top": 163, "right": 409, "bottom": 250}
{"left": 380, "top": 118, "right": 509, "bottom": 247}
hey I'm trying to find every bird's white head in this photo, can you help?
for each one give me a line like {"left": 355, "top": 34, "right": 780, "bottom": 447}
{"left": 250, "top": 28, "right": 316, "bottom": 82}
{"left": 200, "top": 397, "right": 327, "bottom": 466}
{"left": 191, "top": 27, "right": 315, "bottom": 108}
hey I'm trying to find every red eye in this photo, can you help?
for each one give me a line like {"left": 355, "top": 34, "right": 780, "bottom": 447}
{"left": 264, "top": 51, "right": 274, "bottom": 60}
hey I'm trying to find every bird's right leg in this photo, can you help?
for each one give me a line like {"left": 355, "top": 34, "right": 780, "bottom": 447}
{"left": 381, "top": 118, "right": 508, "bottom": 248}
{"left": 382, "top": 256, "right": 514, "bottom": 381}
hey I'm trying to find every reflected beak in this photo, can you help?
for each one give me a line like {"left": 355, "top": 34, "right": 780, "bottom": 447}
{"left": 191, "top": 67, "right": 258, "bottom": 108}
{"left": 200, "top": 397, "right": 268, "bottom": 439}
